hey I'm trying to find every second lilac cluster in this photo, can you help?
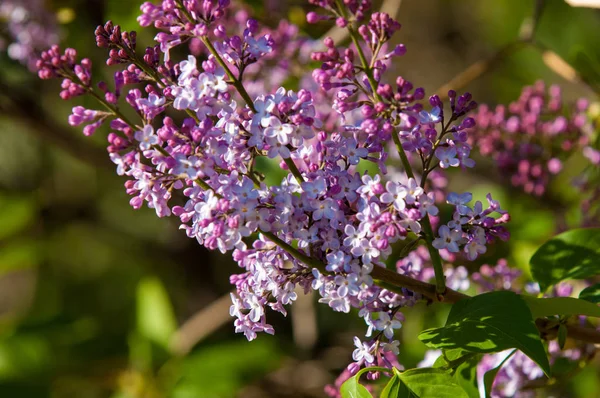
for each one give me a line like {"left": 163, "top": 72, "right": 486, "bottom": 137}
{"left": 470, "top": 81, "right": 590, "bottom": 196}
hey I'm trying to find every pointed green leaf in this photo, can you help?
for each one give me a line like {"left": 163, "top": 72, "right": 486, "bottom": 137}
{"left": 380, "top": 374, "right": 403, "bottom": 398}
{"left": 340, "top": 375, "right": 373, "bottom": 398}
{"left": 397, "top": 368, "right": 469, "bottom": 398}
{"left": 136, "top": 277, "right": 177, "bottom": 351}
{"left": 530, "top": 228, "right": 600, "bottom": 291}
{"left": 558, "top": 324, "right": 568, "bottom": 350}
{"left": 579, "top": 283, "right": 600, "bottom": 304}
{"left": 431, "top": 350, "right": 481, "bottom": 398}
{"left": 419, "top": 291, "right": 550, "bottom": 375}
{"left": 521, "top": 296, "right": 600, "bottom": 318}
{"left": 453, "top": 355, "right": 483, "bottom": 398}
{"left": 483, "top": 351, "right": 516, "bottom": 398}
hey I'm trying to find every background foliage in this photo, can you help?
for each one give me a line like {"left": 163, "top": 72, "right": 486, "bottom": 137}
{"left": 1, "top": 0, "right": 599, "bottom": 397}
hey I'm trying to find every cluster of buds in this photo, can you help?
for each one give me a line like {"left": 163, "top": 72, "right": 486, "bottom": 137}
{"left": 470, "top": 81, "right": 590, "bottom": 196}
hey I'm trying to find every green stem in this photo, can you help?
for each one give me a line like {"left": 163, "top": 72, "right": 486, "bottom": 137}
{"left": 284, "top": 157, "right": 305, "bottom": 184}
{"left": 152, "top": 144, "right": 171, "bottom": 157}
{"left": 334, "top": 0, "right": 381, "bottom": 102}
{"left": 392, "top": 130, "right": 446, "bottom": 295}
{"left": 199, "top": 36, "right": 256, "bottom": 112}
{"left": 174, "top": 0, "right": 195, "bottom": 23}
{"left": 247, "top": 171, "right": 262, "bottom": 187}
{"left": 261, "top": 231, "right": 325, "bottom": 272}
{"left": 194, "top": 178, "right": 219, "bottom": 197}
{"left": 88, "top": 89, "right": 138, "bottom": 130}
{"left": 422, "top": 217, "right": 446, "bottom": 295}
{"left": 391, "top": 131, "right": 415, "bottom": 179}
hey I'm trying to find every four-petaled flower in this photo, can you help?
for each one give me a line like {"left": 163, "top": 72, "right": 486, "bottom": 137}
{"left": 432, "top": 225, "right": 462, "bottom": 252}
{"left": 134, "top": 124, "right": 159, "bottom": 151}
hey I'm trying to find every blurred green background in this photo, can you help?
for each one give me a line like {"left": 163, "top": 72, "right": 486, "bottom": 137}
{"left": 0, "top": 0, "right": 599, "bottom": 397}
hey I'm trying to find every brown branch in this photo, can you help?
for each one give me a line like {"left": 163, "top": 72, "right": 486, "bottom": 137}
{"left": 537, "top": 318, "right": 600, "bottom": 344}
{"left": 259, "top": 231, "right": 600, "bottom": 345}
{"left": 376, "top": 264, "right": 600, "bottom": 345}
{"left": 380, "top": 265, "right": 600, "bottom": 345}
{"left": 434, "top": 40, "right": 527, "bottom": 100}
{"left": 531, "top": 40, "right": 600, "bottom": 96}
{"left": 169, "top": 292, "right": 234, "bottom": 356}
{"left": 370, "top": 264, "right": 468, "bottom": 303}
{"left": 435, "top": 1, "right": 547, "bottom": 100}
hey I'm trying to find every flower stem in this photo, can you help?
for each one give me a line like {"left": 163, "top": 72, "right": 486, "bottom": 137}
{"left": 392, "top": 130, "right": 446, "bottom": 295}
{"left": 87, "top": 89, "right": 138, "bottom": 130}
{"left": 334, "top": 0, "right": 381, "bottom": 102}
{"left": 283, "top": 157, "right": 305, "bottom": 183}
{"left": 199, "top": 36, "right": 256, "bottom": 112}
{"left": 391, "top": 131, "right": 414, "bottom": 180}
{"left": 421, "top": 217, "right": 447, "bottom": 295}
{"left": 261, "top": 231, "right": 325, "bottom": 272}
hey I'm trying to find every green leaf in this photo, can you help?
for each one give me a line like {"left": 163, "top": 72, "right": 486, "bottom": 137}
{"left": 340, "top": 375, "right": 373, "bottom": 398}
{"left": 453, "top": 355, "right": 483, "bottom": 398}
{"left": 340, "top": 367, "right": 392, "bottom": 398}
{"left": 380, "top": 374, "right": 404, "bottom": 398}
{"left": 530, "top": 228, "right": 600, "bottom": 291}
{"left": 136, "top": 277, "right": 177, "bottom": 351}
{"left": 483, "top": 350, "right": 516, "bottom": 398}
{"left": 397, "top": 368, "right": 469, "bottom": 398}
{"left": 419, "top": 291, "right": 550, "bottom": 376}
{"left": 558, "top": 324, "right": 568, "bottom": 350}
{"left": 579, "top": 283, "right": 600, "bottom": 304}
{"left": 521, "top": 296, "right": 600, "bottom": 318}
{"left": 171, "top": 339, "right": 281, "bottom": 397}
{"left": 572, "top": 50, "right": 600, "bottom": 93}
{"left": 431, "top": 350, "right": 481, "bottom": 398}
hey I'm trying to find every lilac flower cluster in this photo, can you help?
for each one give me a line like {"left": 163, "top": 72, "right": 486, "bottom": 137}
{"left": 35, "top": 0, "right": 518, "bottom": 396}
{"left": 471, "top": 259, "right": 522, "bottom": 293}
{"left": 433, "top": 192, "right": 510, "bottom": 261}
{"left": 470, "top": 81, "right": 591, "bottom": 196}
{"left": 0, "top": 0, "right": 59, "bottom": 70}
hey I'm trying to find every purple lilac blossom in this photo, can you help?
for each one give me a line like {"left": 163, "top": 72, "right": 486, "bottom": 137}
{"left": 470, "top": 81, "right": 591, "bottom": 196}
{"left": 34, "top": 0, "right": 525, "bottom": 396}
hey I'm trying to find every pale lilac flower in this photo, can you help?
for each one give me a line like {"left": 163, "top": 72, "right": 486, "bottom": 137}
{"left": 264, "top": 117, "right": 294, "bottom": 145}
{"left": 352, "top": 337, "right": 375, "bottom": 363}
{"left": 339, "top": 138, "right": 368, "bottom": 165}
{"left": 380, "top": 181, "right": 407, "bottom": 211}
{"left": 134, "top": 125, "right": 159, "bottom": 151}
{"left": 375, "top": 312, "right": 402, "bottom": 339}
{"left": 172, "top": 153, "right": 200, "bottom": 179}
{"left": 302, "top": 177, "right": 327, "bottom": 199}
{"left": 178, "top": 55, "right": 197, "bottom": 83}
{"left": 418, "top": 106, "right": 442, "bottom": 124}
{"left": 432, "top": 225, "right": 462, "bottom": 252}
{"left": 357, "top": 174, "right": 381, "bottom": 196}
{"left": 465, "top": 239, "right": 487, "bottom": 260}
{"left": 435, "top": 146, "right": 460, "bottom": 168}
{"left": 382, "top": 340, "right": 400, "bottom": 355}
{"left": 404, "top": 178, "right": 424, "bottom": 204}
